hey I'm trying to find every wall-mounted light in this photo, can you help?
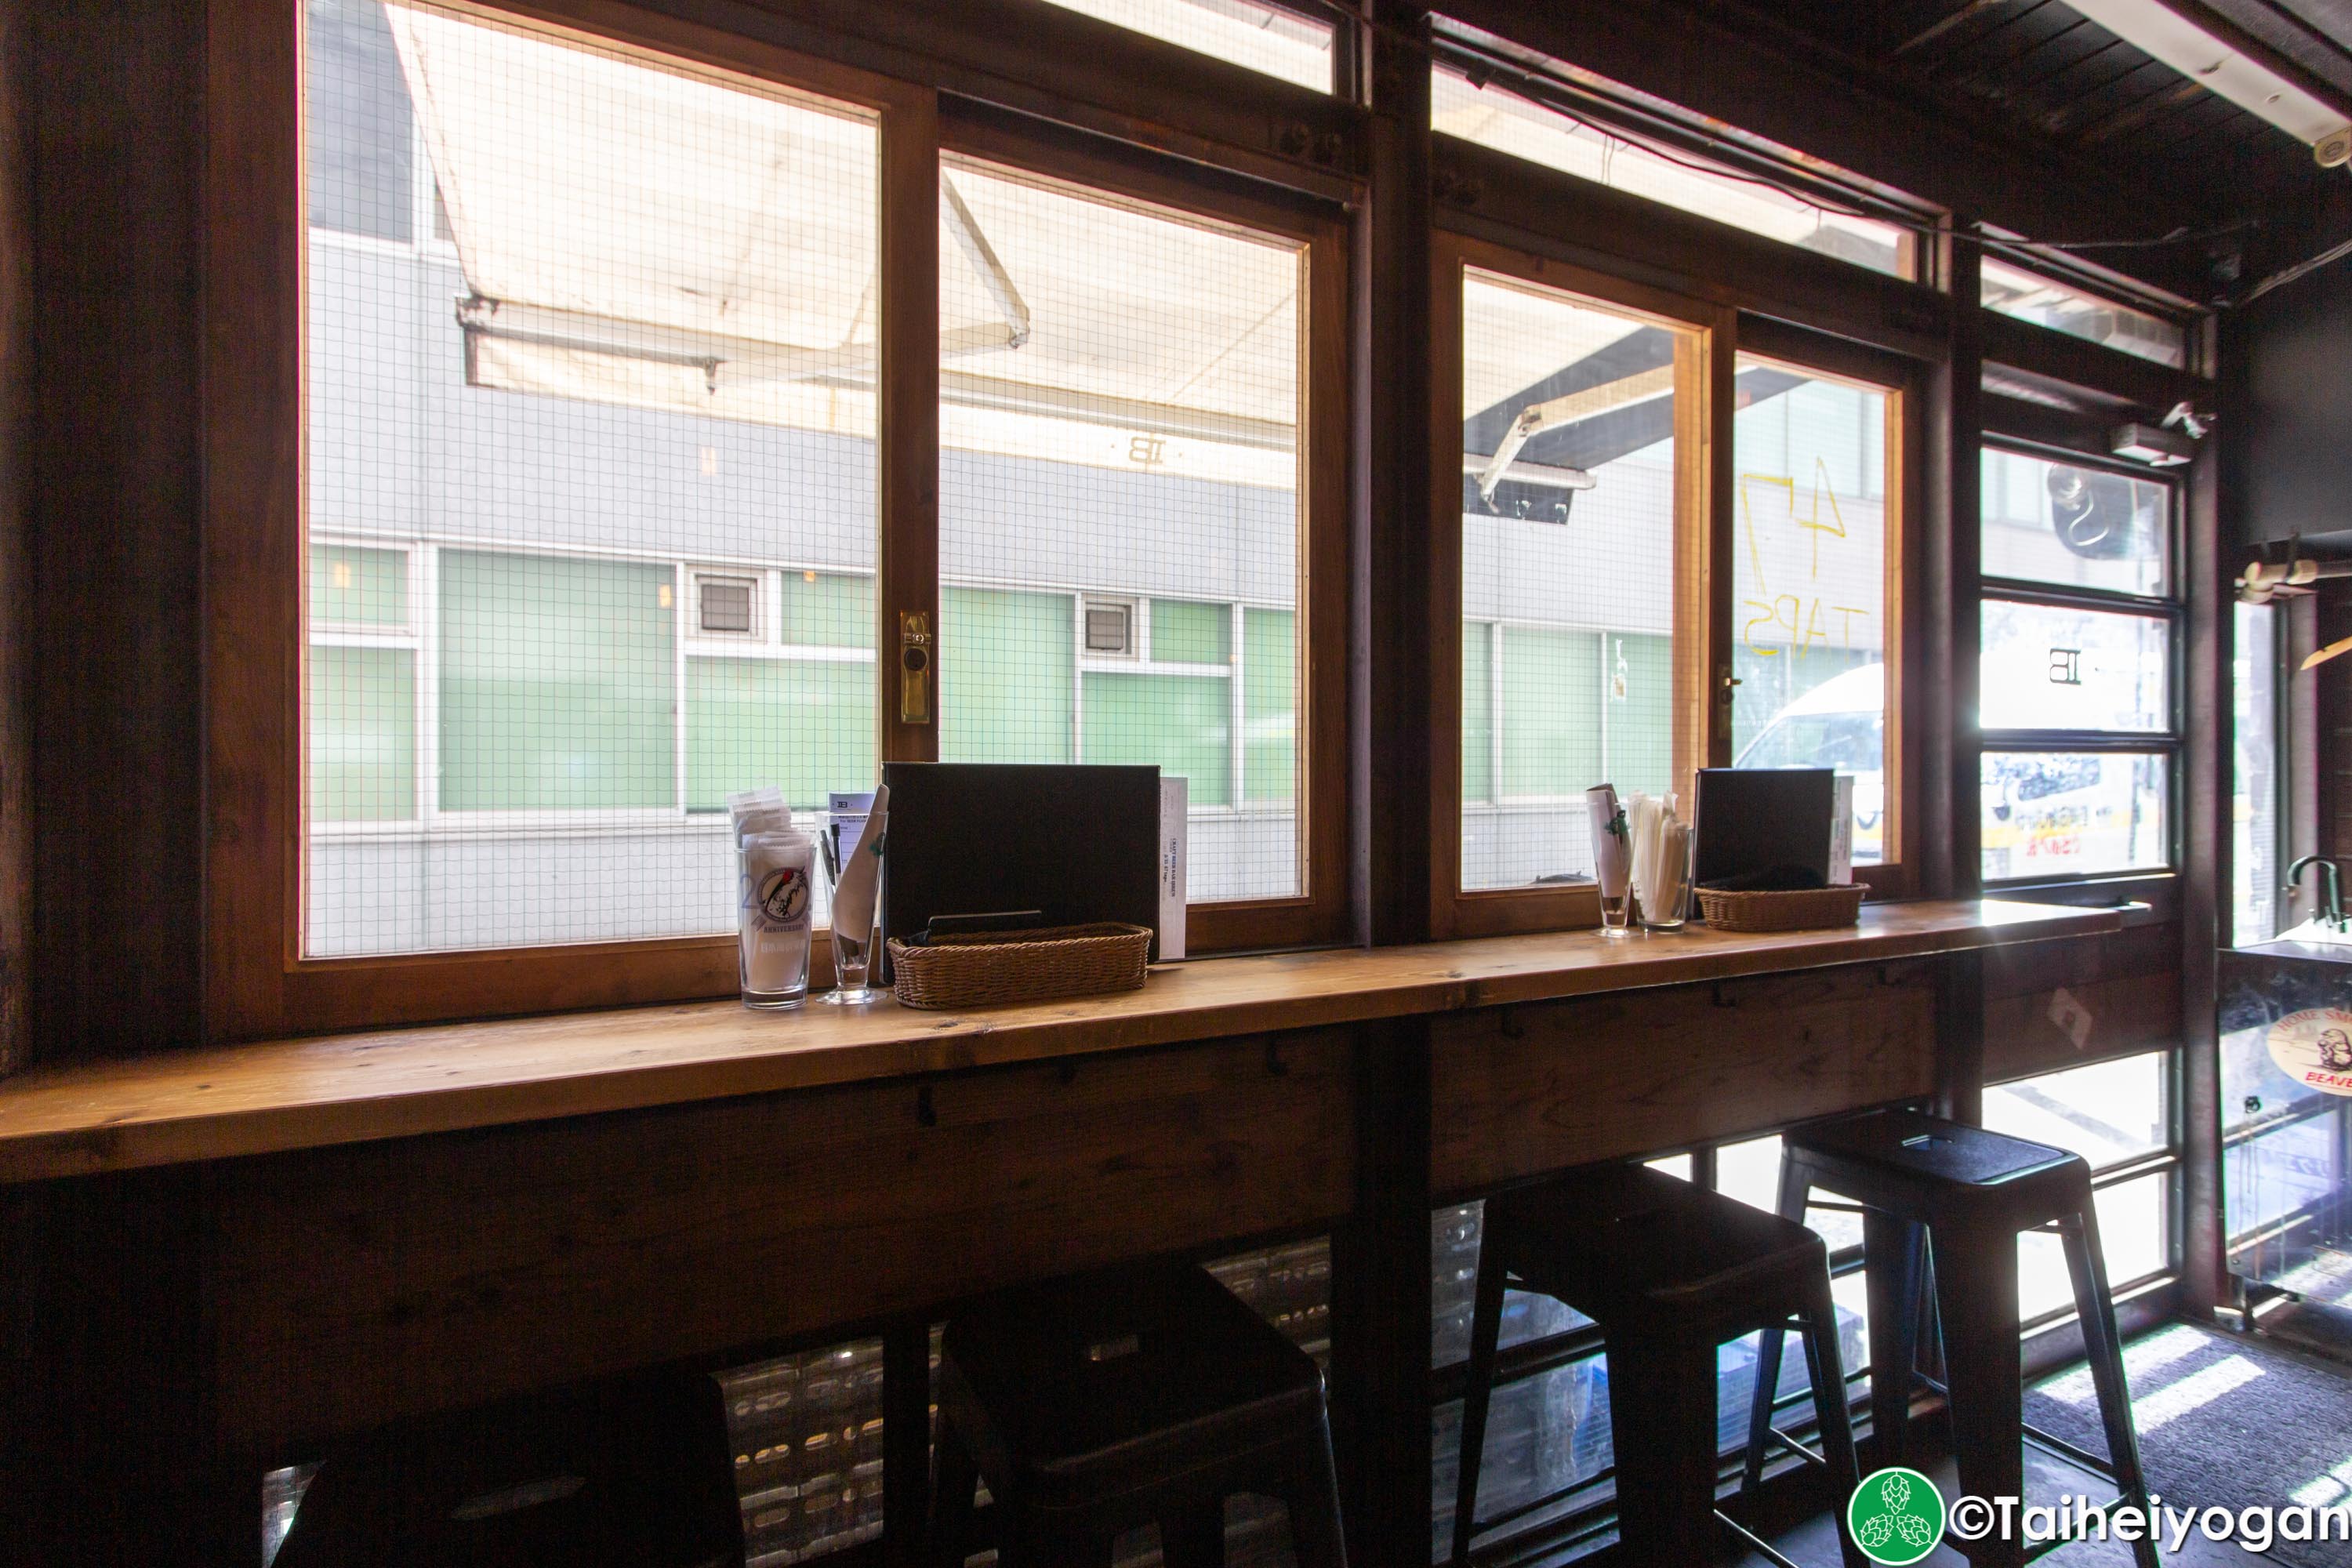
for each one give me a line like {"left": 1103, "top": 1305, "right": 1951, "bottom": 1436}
{"left": 2110, "top": 422, "right": 2195, "bottom": 466}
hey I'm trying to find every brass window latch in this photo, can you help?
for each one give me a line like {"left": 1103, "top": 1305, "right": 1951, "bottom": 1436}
{"left": 899, "top": 611, "right": 932, "bottom": 724}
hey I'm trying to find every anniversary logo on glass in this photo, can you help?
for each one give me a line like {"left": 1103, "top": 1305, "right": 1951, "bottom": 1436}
{"left": 1846, "top": 1467, "right": 1945, "bottom": 1566}
{"left": 758, "top": 865, "right": 811, "bottom": 927}
{"left": 2267, "top": 1007, "right": 2352, "bottom": 1097}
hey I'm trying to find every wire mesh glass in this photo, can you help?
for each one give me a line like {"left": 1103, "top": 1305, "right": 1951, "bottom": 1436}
{"left": 1457, "top": 268, "right": 1693, "bottom": 893}
{"left": 937, "top": 157, "right": 1309, "bottom": 905}
{"left": 302, "top": 0, "right": 880, "bottom": 956}
{"left": 1729, "top": 357, "right": 1892, "bottom": 866}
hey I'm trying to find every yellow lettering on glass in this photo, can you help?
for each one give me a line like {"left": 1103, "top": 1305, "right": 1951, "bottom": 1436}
{"left": 1737, "top": 457, "right": 1869, "bottom": 661}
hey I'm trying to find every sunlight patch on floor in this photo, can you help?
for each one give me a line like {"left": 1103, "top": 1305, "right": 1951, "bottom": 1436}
{"left": 2038, "top": 1323, "right": 2209, "bottom": 1406}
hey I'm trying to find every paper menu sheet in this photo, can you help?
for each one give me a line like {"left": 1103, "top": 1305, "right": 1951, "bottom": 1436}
{"left": 1160, "top": 776, "right": 1187, "bottom": 962}
{"left": 1830, "top": 775, "right": 1854, "bottom": 885}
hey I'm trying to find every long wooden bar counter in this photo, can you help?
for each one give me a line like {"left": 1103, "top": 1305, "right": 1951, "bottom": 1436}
{"left": 0, "top": 900, "right": 2124, "bottom": 1566}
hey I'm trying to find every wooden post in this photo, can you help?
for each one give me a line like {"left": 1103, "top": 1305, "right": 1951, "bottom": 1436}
{"left": 1352, "top": 0, "right": 1434, "bottom": 949}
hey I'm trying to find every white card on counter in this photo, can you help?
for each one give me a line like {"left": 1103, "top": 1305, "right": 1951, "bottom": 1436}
{"left": 1159, "top": 775, "right": 1188, "bottom": 962}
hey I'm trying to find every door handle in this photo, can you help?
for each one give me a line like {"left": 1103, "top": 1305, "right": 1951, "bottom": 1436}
{"left": 899, "top": 611, "right": 932, "bottom": 725}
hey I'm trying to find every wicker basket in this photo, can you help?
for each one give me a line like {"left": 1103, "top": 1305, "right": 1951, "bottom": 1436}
{"left": 887, "top": 922, "right": 1153, "bottom": 1010}
{"left": 1694, "top": 884, "right": 1867, "bottom": 933}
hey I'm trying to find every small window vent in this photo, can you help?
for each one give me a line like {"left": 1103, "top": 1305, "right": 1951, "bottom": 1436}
{"left": 696, "top": 574, "right": 758, "bottom": 637}
{"left": 1083, "top": 599, "right": 1136, "bottom": 657}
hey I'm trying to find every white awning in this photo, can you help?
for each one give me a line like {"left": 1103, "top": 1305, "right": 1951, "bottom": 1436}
{"left": 386, "top": 2, "right": 1302, "bottom": 488}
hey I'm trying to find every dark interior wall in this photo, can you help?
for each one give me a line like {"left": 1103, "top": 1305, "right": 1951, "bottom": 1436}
{"left": 2233, "top": 252, "right": 2352, "bottom": 550}
{"left": 20, "top": 0, "right": 207, "bottom": 1065}
{"left": 0, "top": 0, "right": 25, "bottom": 1077}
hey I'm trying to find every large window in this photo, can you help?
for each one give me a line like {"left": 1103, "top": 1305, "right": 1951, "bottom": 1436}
{"left": 303, "top": 0, "right": 883, "bottom": 957}
{"left": 248, "top": 0, "right": 1355, "bottom": 1029}
{"left": 1979, "top": 448, "right": 2178, "bottom": 884}
{"left": 935, "top": 158, "right": 1313, "bottom": 906}
{"left": 1441, "top": 252, "right": 1705, "bottom": 928}
{"left": 249, "top": 0, "right": 1342, "bottom": 1028}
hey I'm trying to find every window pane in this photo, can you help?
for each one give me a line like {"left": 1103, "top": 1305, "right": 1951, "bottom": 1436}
{"left": 1459, "top": 270, "right": 1693, "bottom": 891}
{"left": 1082, "top": 673, "right": 1231, "bottom": 807}
{"left": 2020, "top": 1172, "right": 2170, "bottom": 1319}
{"left": 1714, "top": 1133, "right": 1864, "bottom": 1254}
{"left": 438, "top": 551, "right": 677, "bottom": 811}
{"left": 311, "top": 543, "right": 408, "bottom": 627}
{"left": 1985, "top": 1051, "right": 2170, "bottom": 1172}
{"left": 303, "top": 5, "right": 880, "bottom": 956}
{"left": 1982, "top": 752, "right": 2169, "bottom": 880}
{"left": 1499, "top": 626, "right": 1599, "bottom": 798}
{"left": 310, "top": 644, "right": 416, "bottom": 821}
{"left": 1432, "top": 67, "right": 1907, "bottom": 277}
{"left": 779, "top": 570, "right": 873, "bottom": 649}
{"left": 2234, "top": 601, "right": 2283, "bottom": 945}
{"left": 1037, "top": 0, "right": 1335, "bottom": 92}
{"left": 937, "top": 158, "right": 1305, "bottom": 902}
{"left": 1730, "top": 361, "right": 1890, "bottom": 865}
{"left": 1980, "top": 601, "right": 2170, "bottom": 735}
{"left": 1461, "top": 622, "right": 1494, "bottom": 806}
{"left": 1981, "top": 257, "right": 2186, "bottom": 369}
{"left": 940, "top": 587, "right": 1074, "bottom": 765}
{"left": 684, "top": 657, "right": 873, "bottom": 811}
{"left": 1607, "top": 633, "right": 1675, "bottom": 798}
{"left": 1242, "top": 608, "right": 1295, "bottom": 806}
{"left": 306, "top": 0, "right": 415, "bottom": 241}
{"left": 1980, "top": 448, "right": 2171, "bottom": 597}
{"left": 1151, "top": 598, "right": 1230, "bottom": 664}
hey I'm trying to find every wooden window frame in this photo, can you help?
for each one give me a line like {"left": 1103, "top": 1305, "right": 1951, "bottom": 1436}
{"left": 1737, "top": 316, "right": 1926, "bottom": 902}
{"left": 1427, "top": 234, "right": 1726, "bottom": 939}
{"left": 205, "top": 0, "right": 1345, "bottom": 1042}
{"left": 1426, "top": 233, "right": 1922, "bottom": 938}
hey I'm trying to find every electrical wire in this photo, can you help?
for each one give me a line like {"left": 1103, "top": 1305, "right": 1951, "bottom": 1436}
{"left": 2242, "top": 233, "right": 2352, "bottom": 303}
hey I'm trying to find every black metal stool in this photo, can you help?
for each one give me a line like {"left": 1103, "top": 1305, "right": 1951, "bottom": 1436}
{"left": 927, "top": 1261, "right": 1346, "bottom": 1568}
{"left": 271, "top": 1369, "right": 742, "bottom": 1568}
{"left": 1452, "top": 1163, "right": 1865, "bottom": 1568}
{"left": 1740, "top": 1108, "right": 2157, "bottom": 1568}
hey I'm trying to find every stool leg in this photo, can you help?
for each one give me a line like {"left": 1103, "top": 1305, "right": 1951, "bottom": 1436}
{"left": 1450, "top": 1243, "right": 1508, "bottom": 1567}
{"left": 1282, "top": 1420, "right": 1350, "bottom": 1568}
{"left": 2059, "top": 1204, "right": 2158, "bottom": 1568}
{"left": 1930, "top": 1221, "right": 2024, "bottom": 1568}
{"left": 927, "top": 1419, "right": 978, "bottom": 1568}
{"left": 1798, "top": 1275, "right": 1868, "bottom": 1568}
{"left": 1606, "top": 1329, "right": 1722, "bottom": 1566}
{"left": 1862, "top": 1209, "right": 1926, "bottom": 1471}
{"left": 1740, "top": 1163, "right": 1814, "bottom": 1494}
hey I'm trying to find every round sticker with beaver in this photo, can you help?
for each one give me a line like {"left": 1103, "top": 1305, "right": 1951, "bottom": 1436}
{"left": 2268, "top": 1007, "right": 2352, "bottom": 1097}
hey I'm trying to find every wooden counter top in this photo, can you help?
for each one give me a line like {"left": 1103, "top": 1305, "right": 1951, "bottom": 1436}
{"left": 0, "top": 898, "right": 2118, "bottom": 1183}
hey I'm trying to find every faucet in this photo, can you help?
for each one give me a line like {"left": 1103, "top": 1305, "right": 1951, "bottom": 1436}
{"left": 2288, "top": 855, "right": 2346, "bottom": 931}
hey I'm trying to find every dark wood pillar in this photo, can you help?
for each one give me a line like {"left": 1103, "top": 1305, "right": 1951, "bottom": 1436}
{"left": 1351, "top": 0, "right": 1434, "bottom": 951}
{"left": 1923, "top": 223, "right": 1983, "bottom": 906}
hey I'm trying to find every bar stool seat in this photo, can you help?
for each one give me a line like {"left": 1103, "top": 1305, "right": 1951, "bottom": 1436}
{"left": 928, "top": 1261, "right": 1345, "bottom": 1568}
{"left": 271, "top": 1369, "right": 742, "bottom": 1568}
{"left": 1743, "top": 1109, "right": 2158, "bottom": 1568}
{"left": 1454, "top": 1163, "right": 1865, "bottom": 1568}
